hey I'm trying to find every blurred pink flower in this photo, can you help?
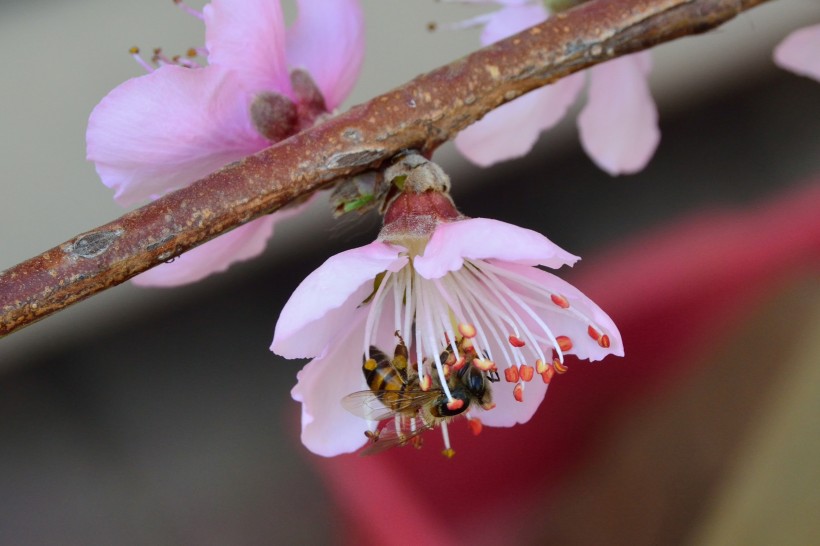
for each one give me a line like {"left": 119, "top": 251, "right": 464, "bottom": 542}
{"left": 272, "top": 187, "right": 622, "bottom": 457}
{"left": 774, "top": 24, "right": 820, "bottom": 82}
{"left": 451, "top": 0, "right": 659, "bottom": 175}
{"left": 86, "top": 0, "right": 364, "bottom": 286}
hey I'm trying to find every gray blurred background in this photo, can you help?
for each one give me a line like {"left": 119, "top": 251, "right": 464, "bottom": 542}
{"left": 1, "top": 1, "right": 819, "bottom": 544}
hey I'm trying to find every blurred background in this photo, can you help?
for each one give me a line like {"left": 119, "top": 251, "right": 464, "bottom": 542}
{"left": 1, "top": 0, "right": 819, "bottom": 544}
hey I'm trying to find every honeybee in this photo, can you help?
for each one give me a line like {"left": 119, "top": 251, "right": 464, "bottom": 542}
{"left": 342, "top": 332, "right": 497, "bottom": 455}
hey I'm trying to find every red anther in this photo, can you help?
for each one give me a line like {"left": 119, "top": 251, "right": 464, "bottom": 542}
{"left": 452, "top": 356, "right": 467, "bottom": 371}
{"left": 541, "top": 366, "right": 555, "bottom": 384}
{"left": 447, "top": 399, "right": 464, "bottom": 411}
{"left": 473, "top": 358, "right": 495, "bottom": 372}
{"left": 504, "top": 366, "right": 520, "bottom": 383}
{"left": 508, "top": 335, "right": 526, "bottom": 348}
{"left": 420, "top": 375, "right": 432, "bottom": 391}
{"left": 550, "top": 294, "right": 570, "bottom": 308}
{"left": 519, "top": 364, "right": 534, "bottom": 382}
{"left": 556, "top": 335, "right": 573, "bottom": 352}
{"left": 458, "top": 323, "right": 477, "bottom": 339}
{"left": 535, "top": 359, "right": 548, "bottom": 374}
{"left": 599, "top": 334, "right": 611, "bottom": 348}
{"left": 587, "top": 325, "right": 601, "bottom": 341}
{"left": 467, "top": 418, "right": 483, "bottom": 436}
{"left": 554, "top": 360, "right": 568, "bottom": 374}
{"left": 513, "top": 383, "right": 524, "bottom": 402}
{"left": 411, "top": 436, "right": 423, "bottom": 450}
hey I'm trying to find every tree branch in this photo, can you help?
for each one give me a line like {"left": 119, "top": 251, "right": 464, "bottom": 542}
{"left": 0, "top": 0, "right": 771, "bottom": 338}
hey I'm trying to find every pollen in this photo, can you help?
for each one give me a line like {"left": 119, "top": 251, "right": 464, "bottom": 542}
{"left": 541, "top": 366, "right": 555, "bottom": 384}
{"left": 504, "top": 366, "right": 520, "bottom": 383}
{"left": 554, "top": 359, "right": 568, "bottom": 374}
{"left": 556, "top": 335, "right": 573, "bottom": 352}
{"left": 459, "top": 322, "right": 477, "bottom": 339}
{"left": 441, "top": 448, "right": 456, "bottom": 459}
{"left": 468, "top": 418, "right": 483, "bottom": 436}
{"left": 513, "top": 383, "right": 524, "bottom": 402}
{"left": 473, "top": 358, "right": 495, "bottom": 372}
{"left": 551, "top": 294, "right": 570, "bottom": 308}
{"left": 447, "top": 399, "right": 465, "bottom": 411}
{"left": 519, "top": 364, "right": 534, "bottom": 382}
{"left": 535, "top": 359, "right": 548, "bottom": 374}
{"left": 364, "top": 358, "right": 377, "bottom": 371}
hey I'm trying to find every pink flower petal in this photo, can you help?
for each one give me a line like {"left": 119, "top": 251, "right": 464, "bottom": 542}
{"left": 290, "top": 307, "right": 374, "bottom": 456}
{"left": 413, "top": 218, "right": 579, "bottom": 279}
{"left": 454, "top": 74, "right": 585, "bottom": 166}
{"left": 286, "top": 0, "right": 365, "bottom": 110}
{"left": 774, "top": 24, "right": 820, "bottom": 82}
{"left": 132, "top": 198, "right": 311, "bottom": 287}
{"left": 578, "top": 52, "right": 660, "bottom": 175}
{"left": 204, "top": 0, "right": 292, "bottom": 96}
{"left": 87, "top": 65, "right": 267, "bottom": 206}
{"left": 490, "top": 261, "right": 624, "bottom": 361}
{"left": 271, "top": 242, "right": 407, "bottom": 358}
{"left": 478, "top": 3, "right": 548, "bottom": 46}
{"left": 479, "top": 369, "right": 548, "bottom": 427}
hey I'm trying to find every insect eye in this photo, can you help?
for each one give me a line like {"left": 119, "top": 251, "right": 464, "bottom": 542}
{"left": 462, "top": 367, "right": 485, "bottom": 394}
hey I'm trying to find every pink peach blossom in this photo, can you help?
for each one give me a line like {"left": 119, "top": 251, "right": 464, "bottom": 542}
{"left": 774, "top": 24, "right": 820, "bottom": 82}
{"left": 450, "top": 0, "right": 660, "bottom": 175}
{"left": 271, "top": 217, "right": 622, "bottom": 457}
{"left": 87, "top": 0, "right": 364, "bottom": 286}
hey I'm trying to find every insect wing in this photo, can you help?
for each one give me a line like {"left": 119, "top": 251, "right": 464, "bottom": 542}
{"left": 358, "top": 419, "right": 433, "bottom": 456}
{"left": 341, "top": 389, "right": 442, "bottom": 422}
{"left": 341, "top": 390, "right": 396, "bottom": 422}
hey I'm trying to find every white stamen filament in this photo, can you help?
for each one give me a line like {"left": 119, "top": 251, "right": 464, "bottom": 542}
{"left": 392, "top": 270, "right": 403, "bottom": 336}
{"left": 468, "top": 262, "right": 558, "bottom": 363}
{"left": 174, "top": 0, "right": 204, "bottom": 20}
{"left": 361, "top": 252, "right": 578, "bottom": 402}
{"left": 479, "top": 260, "right": 595, "bottom": 326}
{"left": 362, "top": 270, "right": 393, "bottom": 360}
{"left": 430, "top": 278, "right": 460, "bottom": 362}
{"left": 130, "top": 50, "right": 154, "bottom": 73}
{"left": 401, "top": 266, "right": 414, "bottom": 344}
{"left": 458, "top": 265, "right": 539, "bottom": 364}
{"left": 445, "top": 272, "right": 508, "bottom": 365}
{"left": 433, "top": 11, "right": 496, "bottom": 32}
{"left": 417, "top": 272, "right": 454, "bottom": 401}
{"left": 440, "top": 420, "right": 452, "bottom": 452}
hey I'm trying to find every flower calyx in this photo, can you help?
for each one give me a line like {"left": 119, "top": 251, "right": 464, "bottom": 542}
{"left": 378, "top": 151, "right": 464, "bottom": 246}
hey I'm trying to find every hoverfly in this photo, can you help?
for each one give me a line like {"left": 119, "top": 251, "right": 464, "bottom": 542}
{"left": 342, "top": 332, "right": 498, "bottom": 455}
